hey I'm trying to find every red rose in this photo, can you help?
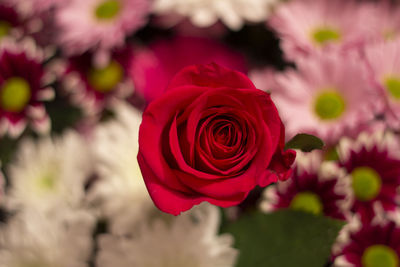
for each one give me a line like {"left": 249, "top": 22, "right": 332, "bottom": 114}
{"left": 137, "top": 63, "right": 296, "bottom": 215}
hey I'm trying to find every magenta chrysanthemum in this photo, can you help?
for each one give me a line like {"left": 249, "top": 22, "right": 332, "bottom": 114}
{"left": 365, "top": 40, "right": 400, "bottom": 128}
{"left": 0, "top": 3, "right": 23, "bottom": 40}
{"left": 261, "top": 151, "right": 349, "bottom": 220}
{"left": 129, "top": 35, "right": 247, "bottom": 103}
{"left": 55, "top": 0, "right": 150, "bottom": 57}
{"left": 335, "top": 218, "right": 400, "bottom": 267}
{"left": 57, "top": 47, "right": 134, "bottom": 114}
{"left": 269, "top": 0, "right": 371, "bottom": 61}
{"left": 0, "top": 2, "right": 57, "bottom": 52}
{"left": 0, "top": 38, "right": 53, "bottom": 137}
{"left": 270, "top": 51, "right": 377, "bottom": 144}
{"left": 337, "top": 131, "right": 400, "bottom": 223}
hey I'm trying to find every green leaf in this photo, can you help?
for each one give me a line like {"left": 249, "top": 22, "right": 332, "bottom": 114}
{"left": 0, "top": 135, "right": 21, "bottom": 167}
{"left": 285, "top": 133, "right": 324, "bottom": 152}
{"left": 223, "top": 210, "right": 345, "bottom": 267}
{"left": 45, "top": 97, "right": 82, "bottom": 134}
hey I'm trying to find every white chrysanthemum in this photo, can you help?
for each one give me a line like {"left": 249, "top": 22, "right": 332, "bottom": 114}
{"left": 5, "top": 131, "right": 92, "bottom": 214}
{"left": 87, "top": 101, "right": 152, "bottom": 235}
{"left": 0, "top": 209, "right": 95, "bottom": 267}
{"left": 96, "top": 204, "right": 238, "bottom": 267}
{"left": 153, "top": 0, "right": 280, "bottom": 30}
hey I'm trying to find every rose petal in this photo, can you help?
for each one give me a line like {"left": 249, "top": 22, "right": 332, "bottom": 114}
{"left": 173, "top": 169, "right": 255, "bottom": 200}
{"left": 180, "top": 90, "right": 247, "bottom": 164}
{"left": 259, "top": 122, "right": 296, "bottom": 185}
{"left": 138, "top": 153, "right": 202, "bottom": 215}
{"left": 138, "top": 153, "right": 249, "bottom": 215}
{"left": 169, "top": 112, "right": 230, "bottom": 180}
{"left": 166, "top": 63, "right": 256, "bottom": 91}
{"left": 139, "top": 85, "right": 207, "bottom": 191}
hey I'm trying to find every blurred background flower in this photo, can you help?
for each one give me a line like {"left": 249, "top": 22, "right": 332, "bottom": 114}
{"left": 0, "top": 0, "right": 400, "bottom": 266}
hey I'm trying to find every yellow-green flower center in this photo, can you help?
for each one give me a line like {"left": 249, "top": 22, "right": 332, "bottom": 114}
{"left": 0, "top": 21, "right": 11, "bottom": 39}
{"left": 88, "top": 61, "right": 124, "bottom": 93}
{"left": 35, "top": 167, "right": 59, "bottom": 194}
{"left": 383, "top": 29, "right": 396, "bottom": 41}
{"left": 384, "top": 77, "right": 400, "bottom": 100}
{"left": 312, "top": 27, "right": 341, "bottom": 45}
{"left": 362, "top": 245, "right": 399, "bottom": 267}
{"left": 17, "top": 260, "right": 46, "bottom": 267}
{"left": 314, "top": 90, "right": 346, "bottom": 120}
{"left": 0, "top": 77, "right": 31, "bottom": 113}
{"left": 95, "top": 0, "right": 121, "bottom": 20}
{"left": 290, "top": 191, "right": 323, "bottom": 215}
{"left": 38, "top": 175, "right": 56, "bottom": 191}
{"left": 324, "top": 147, "right": 339, "bottom": 161}
{"left": 351, "top": 167, "right": 381, "bottom": 202}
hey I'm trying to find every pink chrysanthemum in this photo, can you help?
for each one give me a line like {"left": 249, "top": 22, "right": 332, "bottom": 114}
{"left": 363, "top": 2, "right": 400, "bottom": 43}
{"left": 270, "top": 51, "right": 377, "bottom": 144}
{"left": 269, "top": 0, "right": 371, "bottom": 61}
{"left": 57, "top": 47, "right": 134, "bottom": 114}
{"left": 334, "top": 218, "right": 400, "bottom": 267}
{"left": 129, "top": 35, "right": 247, "bottom": 103}
{"left": 0, "top": 38, "right": 53, "bottom": 137}
{"left": 56, "top": 0, "right": 150, "bottom": 58}
{"left": 365, "top": 40, "right": 400, "bottom": 128}
{"left": 250, "top": 67, "right": 280, "bottom": 93}
{"left": 261, "top": 151, "right": 350, "bottom": 220}
{"left": 337, "top": 131, "right": 400, "bottom": 223}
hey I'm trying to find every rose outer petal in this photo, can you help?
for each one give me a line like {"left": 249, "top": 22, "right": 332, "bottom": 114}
{"left": 138, "top": 153, "right": 249, "bottom": 215}
{"left": 173, "top": 169, "right": 257, "bottom": 199}
{"left": 138, "top": 152, "right": 201, "bottom": 215}
{"left": 166, "top": 63, "right": 256, "bottom": 91}
{"left": 259, "top": 122, "right": 297, "bottom": 185}
{"left": 139, "top": 85, "right": 207, "bottom": 192}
